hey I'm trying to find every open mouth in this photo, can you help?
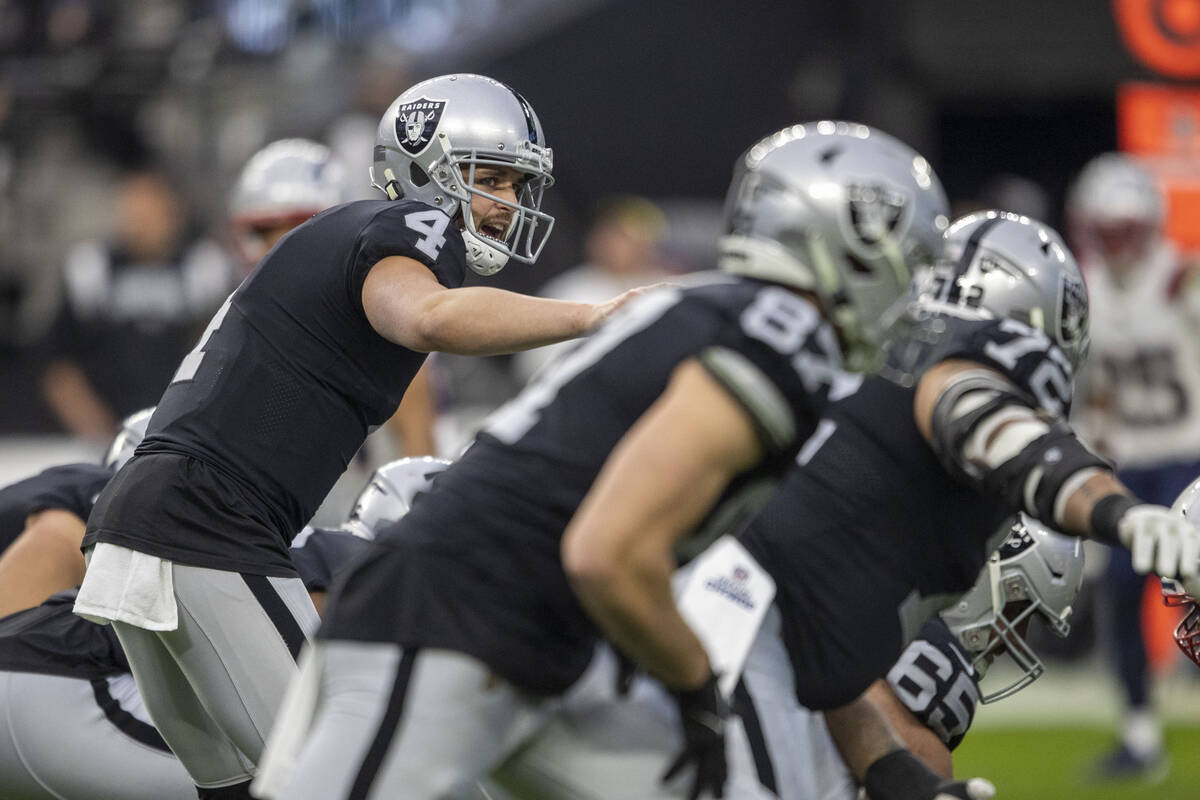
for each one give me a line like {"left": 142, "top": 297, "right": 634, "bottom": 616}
{"left": 479, "top": 220, "right": 510, "bottom": 242}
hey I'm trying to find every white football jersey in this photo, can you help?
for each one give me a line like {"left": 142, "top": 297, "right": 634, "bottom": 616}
{"left": 1074, "top": 240, "right": 1200, "bottom": 469}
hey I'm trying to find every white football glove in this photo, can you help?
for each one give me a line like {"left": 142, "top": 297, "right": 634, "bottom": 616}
{"left": 1117, "top": 504, "right": 1200, "bottom": 579}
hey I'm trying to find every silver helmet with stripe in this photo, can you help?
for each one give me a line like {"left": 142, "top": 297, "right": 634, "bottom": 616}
{"left": 372, "top": 73, "right": 555, "bottom": 276}
{"left": 941, "top": 514, "right": 1085, "bottom": 703}
{"left": 911, "top": 211, "right": 1090, "bottom": 371}
{"left": 342, "top": 457, "right": 452, "bottom": 540}
{"left": 718, "top": 121, "right": 950, "bottom": 371}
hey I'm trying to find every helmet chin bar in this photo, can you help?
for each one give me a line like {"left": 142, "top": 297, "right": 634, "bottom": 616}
{"left": 1162, "top": 582, "right": 1200, "bottom": 670}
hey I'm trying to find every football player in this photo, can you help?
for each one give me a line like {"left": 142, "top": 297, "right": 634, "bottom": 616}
{"left": 572, "top": 210, "right": 1200, "bottom": 800}
{"left": 0, "top": 456, "right": 446, "bottom": 800}
{"left": 0, "top": 408, "right": 151, "bottom": 617}
{"left": 256, "top": 121, "right": 955, "bottom": 800}
{"left": 480, "top": 516, "right": 1084, "bottom": 800}
{"left": 229, "top": 138, "right": 351, "bottom": 273}
{"left": 72, "top": 73, "right": 644, "bottom": 800}
{"left": 1065, "top": 152, "right": 1200, "bottom": 779}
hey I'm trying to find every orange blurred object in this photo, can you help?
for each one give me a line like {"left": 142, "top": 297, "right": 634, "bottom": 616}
{"left": 1143, "top": 575, "right": 1185, "bottom": 672}
{"left": 1117, "top": 82, "right": 1200, "bottom": 251}
{"left": 1115, "top": 0, "right": 1200, "bottom": 78}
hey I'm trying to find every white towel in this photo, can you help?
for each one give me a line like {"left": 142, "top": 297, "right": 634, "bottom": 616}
{"left": 674, "top": 535, "right": 776, "bottom": 699}
{"left": 73, "top": 543, "right": 179, "bottom": 631}
{"left": 251, "top": 643, "right": 324, "bottom": 799}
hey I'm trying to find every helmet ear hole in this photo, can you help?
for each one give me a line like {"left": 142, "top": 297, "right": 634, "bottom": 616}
{"left": 409, "top": 162, "right": 431, "bottom": 188}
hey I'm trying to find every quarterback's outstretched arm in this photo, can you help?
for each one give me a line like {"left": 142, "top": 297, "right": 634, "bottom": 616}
{"left": 362, "top": 255, "right": 649, "bottom": 356}
{"left": 915, "top": 358, "right": 1200, "bottom": 582}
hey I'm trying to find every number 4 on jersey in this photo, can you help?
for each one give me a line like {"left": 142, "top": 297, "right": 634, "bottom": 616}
{"left": 171, "top": 294, "right": 233, "bottom": 384}
{"left": 405, "top": 210, "right": 451, "bottom": 261}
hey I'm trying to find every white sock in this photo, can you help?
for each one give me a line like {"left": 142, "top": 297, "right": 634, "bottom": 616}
{"left": 1122, "top": 709, "right": 1163, "bottom": 757}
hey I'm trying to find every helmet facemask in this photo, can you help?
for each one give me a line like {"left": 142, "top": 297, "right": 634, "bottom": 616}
{"left": 372, "top": 74, "right": 556, "bottom": 277}
{"left": 956, "top": 562, "right": 1056, "bottom": 703}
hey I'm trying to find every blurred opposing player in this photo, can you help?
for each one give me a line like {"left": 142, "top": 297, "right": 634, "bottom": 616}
{"left": 0, "top": 408, "right": 150, "bottom": 617}
{"left": 1066, "top": 152, "right": 1200, "bottom": 780}
{"left": 72, "top": 73, "right": 643, "bottom": 800}
{"left": 485, "top": 516, "right": 1084, "bottom": 800}
{"left": 0, "top": 455, "right": 444, "bottom": 800}
{"left": 259, "top": 121, "right": 954, "bottom": 800}
{"left": 229, "top": 138, "right": 350, "bottom": 272}
{"left": 570, "top": 210, "right": 1200, "bottom": 800}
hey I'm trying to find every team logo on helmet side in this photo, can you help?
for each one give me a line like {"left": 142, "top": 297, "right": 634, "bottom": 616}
{"left": 998, "top": 524, "right": 1036, "bottom": 559}
{"left": 395, "top": 98, "right": 446, "bottom": 156}
{"left": 1060, "top": 271, "right": 1088, "bottom": 347}
{"left": 846, "top": 183, "right": 908, "bottom": 254}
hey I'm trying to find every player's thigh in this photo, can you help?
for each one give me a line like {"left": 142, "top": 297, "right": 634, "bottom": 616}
{"left": 0, "top": 670, "right": 195, "bottom": 800}
{"left": 114, "top": 620, "right": 255, "bottom": 787}
{"left": 167, "top": 565, "right": 318, "bottom": 762}
{"left": 284, "top": 641, "right": 553, "bottom": 800}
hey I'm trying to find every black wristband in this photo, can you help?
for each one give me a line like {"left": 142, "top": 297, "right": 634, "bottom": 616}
{"left": 1089, "top": 494, "right": 1142, "bottom": 546}
{"left": 863, "top": 749, "right": 941, "bottom": 800}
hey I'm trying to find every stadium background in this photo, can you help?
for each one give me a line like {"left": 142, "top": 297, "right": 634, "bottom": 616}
{"left": 2, "top": 1, "right": 1200, "bottom": 797}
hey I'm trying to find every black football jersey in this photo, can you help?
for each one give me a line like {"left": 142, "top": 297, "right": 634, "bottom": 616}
{"left": 84, "top": 199, "right": 467, "bottom": 573}
{"left": 288, "top": 526, "right": 371, "bottom": 593}
{"left": 887, "top": 618, "right": 979, "bottom": 751}
{"left": 0, "top": 463, "right": 113, "bottom": 554}
{"left": 740, "top": 313, "right": 1074, "bottom": 710}
{"left": 319, "top": 275, "right": 852, "bottom": 695}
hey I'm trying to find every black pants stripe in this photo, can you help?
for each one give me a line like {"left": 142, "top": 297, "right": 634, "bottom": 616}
{"left": 733, "top": 679, "right": 778, "bottom": 794}
{"left": 89, "top": 677, "right": 173, "bottom": 753}
{"left": 348, "top": 648, "right": 419, "bottom": 800}
{"left": 241, "top": 574, "right": 307, "bottom": 661}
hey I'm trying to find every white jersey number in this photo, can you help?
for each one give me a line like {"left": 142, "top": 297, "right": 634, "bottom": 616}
{"left": 405, "top": 210, "right": 451, "bottom": 261}
{"left": 170, "top": 294, "right": 233, "bottom": 384}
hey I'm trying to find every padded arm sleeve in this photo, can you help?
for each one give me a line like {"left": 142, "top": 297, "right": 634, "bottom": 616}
{"left": 929, "top": 368, "right": 1110, "bottom": 526}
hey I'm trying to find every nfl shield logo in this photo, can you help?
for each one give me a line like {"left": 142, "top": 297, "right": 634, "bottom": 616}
{"left": 847, "top": 183, "right": 907, "bottom": 248}
{"left": 395, "top": 97, "right": 446, "bottom": 156}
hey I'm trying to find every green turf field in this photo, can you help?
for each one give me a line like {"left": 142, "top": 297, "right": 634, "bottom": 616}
{"left": 954, "top": 725, "right": 1200, "bottom": 800}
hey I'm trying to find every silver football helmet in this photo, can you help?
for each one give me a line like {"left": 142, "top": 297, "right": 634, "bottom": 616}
{"left": 717, "top": 121, "right": 949, "bottom": 371}
{"left": 1067, "top": 153, "right": 1164, "bottom": 273}
{"left": 1164, "top": 477, "right": 1200, "bottom": 669}
{"left": 372, "top": 73, "right": 555, "bottom": 276}
{"left": 231, "top": 138, "right": 349, "bottom": 266}
{"left": 941, "top": 514, "right": 1085, "bottom": 703}
{"left": 103, "top": 407, "right": 154, "bottom": 471}
{"left": 911, "top": 211, "right": 1090, "bottom": 371}
{"left": 342, "top": 457, "right": 451, "bottom": 540}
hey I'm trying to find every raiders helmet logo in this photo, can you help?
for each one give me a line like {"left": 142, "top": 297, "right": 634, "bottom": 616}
{"left": 847, "top": 183, "right": 908, "bottom": 249}
{"left": 1060, "top": 271, "right": 1088, "bottom": 349}
{"left": 999, "top": 524, "right": 1036, "bottom": 559}
{"left": 395, "top": 98, "right": 446, "bottom": 156}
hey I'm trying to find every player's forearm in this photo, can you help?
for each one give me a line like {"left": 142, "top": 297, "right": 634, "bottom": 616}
{"left": 824, "top": 693, "right": 907, "bottom": 783}
{"left": 568, "top": 549, "right": 712, "bottom": 690}
{"left": 416, "top": 286, "right": 596, "bottom": 355}
{"left": 0, "top": 511, "right": 87, "bottom": 616}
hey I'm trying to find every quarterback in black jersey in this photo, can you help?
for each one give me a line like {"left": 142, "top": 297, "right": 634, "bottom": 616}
{"left": 73, "top": 74, "right": 643, "bottom": 799}
{"left": 261, "top": 122, "right": 958, "bottom": 800}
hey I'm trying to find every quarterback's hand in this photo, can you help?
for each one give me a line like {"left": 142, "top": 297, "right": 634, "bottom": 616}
{"left": 587, "top": 282, "right": 674, "bottom": 331}
{"left": 662, "top": 673, "right": 728, "bottom": 800}
{"left": 1117, "top": 504, "right": 1200, "bottom": 579}
{"left": 864, "top": 749, "right": 995, "bottom": 800}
